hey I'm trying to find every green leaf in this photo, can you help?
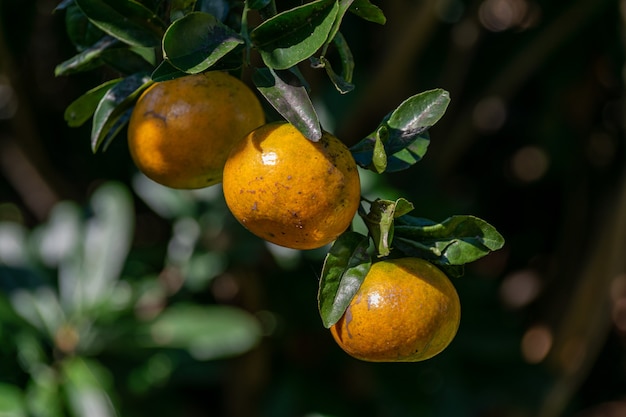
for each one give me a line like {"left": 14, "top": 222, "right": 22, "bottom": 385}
{"left": 253, "top": 67, "right": 322, "bottom": 141}
{"left": 25, "top": 367, "right": 65, "bottom": 417}
{"left": 350, "top": 89, "right": 449, "bottom": 172}
{"left": 62, "top": 358, "right": 117, "bottom": 417}
{"left": 310, "top": 34, "right": 354, "bottom": 95}
{"left": 349, "top": 0, "right": 386, "bottom": 24}
{"left": 55, "top": 37, "right": 118, "bottom": 76}
{"left": 323, "top": 0, "right": 354, "bottom": 54}
{"left": 251, "top": 0, "right": 339, "bottom": 70}
{"left": 170, "top": 0, "right": 197, "bottom": 21}
{"left": 385, "top": 131, "right": 430, "bottom": 172}
{"left": 64, "top": 79, "right": 122, "bottom": 127}
{"left": 151, "top": 60, "right": 189, "bottom": 82}
{"left": 318, "top": 231, "right": 371, "bottom": 328}
{"left": 393, "top": 215, "right": 505, "bottom": 266}
{"left": 64, "top": 2, "right": 106, "bottom": 51}
{"left": 0, "top": 383, "right": 26, "bottom": 417}
{"left": 59, "top": 182, "right": 134, "bottom": 312}
{"left": 148, "top": 304, "right": 262, "bottom": 360}
{"left": 385, "top": 89, "right": 450, "bottom": 154}
{"left": 361, "top": 198, "right": 414, "bottom": 257}
{"left": 101, "top": 47, "right": 156, "bottom": 74}
{"left": 55, "top": 37, "right": 154, "bottom": 76}
{"left": 371, "top": 128, "right": 387, "bottom": 173}
{"left": 91, "top": 73, "right": 152, "bottom": 152}
{"left": 163, "top": 12, "right": 244, "bottom": 74}
{"left": 75, "top": 0, "right": 166, "bottom": 47}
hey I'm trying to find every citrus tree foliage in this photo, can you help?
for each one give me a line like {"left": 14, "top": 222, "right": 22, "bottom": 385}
{"left": 55, "top": 0, "right": 504, "bottom": 329}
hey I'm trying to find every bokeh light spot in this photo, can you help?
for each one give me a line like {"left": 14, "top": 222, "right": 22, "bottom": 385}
{"left": 473, "top": 96, "right": 507, "bottom": 132}
{"left": 510, "top": 145, "right": 549, "bottom": 183}
{"left": 521, "top": 324, "right": 552, "bottom": 364}
{"left": 499, "top": 268, "right": 542, "bottom": 309}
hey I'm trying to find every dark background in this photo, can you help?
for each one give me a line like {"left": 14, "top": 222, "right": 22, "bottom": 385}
{"left": 1, "top": 0, "right": 625, "bottom": 416}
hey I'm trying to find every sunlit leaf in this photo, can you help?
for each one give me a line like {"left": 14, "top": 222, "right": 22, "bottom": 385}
{"left": 25, "top": 366, "right": 64, "bottom": 417}
{"left": 62, "top": 358, "right": 117, "bottom": 417}
{"left": 75, "top": 0, "right": 166, "bottom": 47}
{"left": 54, "top": 37, "right": 118, "bottom": 76}
{"left": 385, "top": 89, "right": 450, "bottom": 154}
{"left": 361, "top": 198, "right": 413, "bottom": 257}
{"left": 350, "top": 89, "right": 448, "bottom": 172}
{"left": 163, "top": 12, "right": 244, "bottom": 74}
{"left": 251, "top": 0, "right": 339, "bottom": 69}
{"left": 393, "top": 215, "right": 505, "bottom": 266}
{"left": 59, "top": 182, "right": 134, "bottom": 312}
{"left": 91, "top": 73, "right": 152, "bottom": 152}
{"left": 253, "top": 67, "right": 322, "bottom": 141}
{"left": 148, "top": 304, "right": 262, "bottom": 360}
{"left": 318, "top": 231, "right": 371, "bottom": 328}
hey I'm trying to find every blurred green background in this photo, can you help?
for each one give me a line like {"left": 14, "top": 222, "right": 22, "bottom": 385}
{"left": 1, "top": 0, "right": 625, "bottom": 416}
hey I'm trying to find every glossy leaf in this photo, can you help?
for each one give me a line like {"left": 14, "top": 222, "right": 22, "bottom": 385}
{"left": 101, "top": 47, "right": 156, "bottom": 74}
{"left": 385, "top": 89, "right": 450, "bottom": 154}
{"left": 385, "top": 131, "right": 430, "bottom": 172}
{"left": 253, "top": 67, "right": 322, "bottom": 141}
{"left": 163, "top": 12, "right": 244, "bottom": 74}
{"left": 318, "top": 231, "right": 371, "bottom": 328}
{"left": 148, "top": 304, "right": 262, "bottom": 360}
{"left": 75, "top": 0, "right": 165, "bottom": 47}
{"left": 349, "top": 0, "right": 386, "bottom": 24}
{"left": 324, "top": 0, "right": 354, "bottom": 55}
{"left": 251, "top": 0, "right": 339, "bottom": 70}
{"left": 350, "top": 89, "right": 449, "bottom": 172}
{"left": 91, "top": 73, "right": 152, "bottom": 152}
{"left": 64, "top": 2, "right": 105, "bottom": 51}
{"left": 393, "top": 215, "right": 505, "bottom": 266}
{"left": 54, "top": 36, "right": 118, "bottom": 76}
{"left": 310, "top": 32, "right": 355, "bottom": 94}
{"left": 151, "top": 59, "right": 188, "bottom": 82}
{"left": 361, "top": 198, "right": 413, "bottom": 257}
{"left": 64, "top": 78, "right": 121, "bottom": 128}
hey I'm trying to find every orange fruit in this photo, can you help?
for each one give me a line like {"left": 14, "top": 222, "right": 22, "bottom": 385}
{"left": 222, "top": 122, "right": 361, "bottom": 250}
{"left": 127, "top": 71, "right": 265, "bottom": 189}
{"left": 330, "top": 258, "right": 461, "bottom": 362}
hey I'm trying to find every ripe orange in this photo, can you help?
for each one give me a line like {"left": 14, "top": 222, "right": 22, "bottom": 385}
{"left": 127, "top": 71, "right": 265, "bottom": 189}
{"left": 330, "top": 258, "right": 461, "bottom": 362}
{"left": 222, "top": 122, "right": 361, "bottom": 250}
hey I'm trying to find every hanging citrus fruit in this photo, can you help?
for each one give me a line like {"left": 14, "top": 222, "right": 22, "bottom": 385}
{"left": 127, "top": 71, "right": 265, "bottom": 189}
{"left": 222, "top": 122, "right": 361, "bottom": 250}
{"left": 330, "top": 257, "right": 461, "bottom": 362}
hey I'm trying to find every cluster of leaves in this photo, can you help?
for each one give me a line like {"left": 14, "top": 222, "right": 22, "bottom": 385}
{"left": 0, "top": 181, "right": 263, "bottom": 415}
{"left": 55, "top": 0, "right": 385, "bottom": 149}
{"left": 54, "top": 0, "right": 504, "bottom": 330}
